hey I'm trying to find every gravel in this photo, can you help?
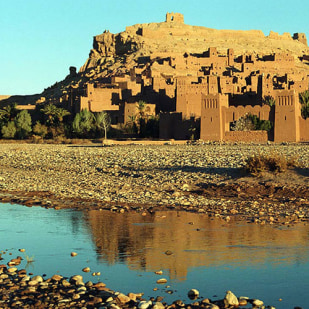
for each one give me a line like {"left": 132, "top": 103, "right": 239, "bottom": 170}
{"left": 0, "top": 142, "right": 308, "bottom": 222}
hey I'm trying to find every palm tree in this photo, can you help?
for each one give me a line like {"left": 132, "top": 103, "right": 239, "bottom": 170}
{"left": 40, "top": 104, "right": 70, "bottom": 125}
{"left": 137, "top": 100, "right": 146, "bottom": 119}
{"left": 40, "top": 104, "right": 58, "bottom": 126}
{"left": 0, "top": 103, "right": 18, "bottom": 123}
{"left": 263, "top": 96, "right": 276, "bottom": 107}
{"left": 127, "top": 115, "right": 136, "bottom": 124}
{"left": 55, "top": 107, "right": 70, "bottom": 123}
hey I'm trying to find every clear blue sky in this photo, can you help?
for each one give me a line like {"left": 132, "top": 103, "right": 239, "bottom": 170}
{"left": 1, "top": 0, "right": 309, "bottom": 95}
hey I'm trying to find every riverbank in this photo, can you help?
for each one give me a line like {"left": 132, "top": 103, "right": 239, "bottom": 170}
{"left": 0, "top": 142, "right": 308, "bottom": 225}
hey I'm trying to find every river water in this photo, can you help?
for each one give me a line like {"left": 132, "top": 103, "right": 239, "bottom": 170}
{"left": 1, "top": 203, "right": 309, "bottom": 308}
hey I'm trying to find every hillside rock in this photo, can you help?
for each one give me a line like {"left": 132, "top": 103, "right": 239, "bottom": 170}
{"left": 79, "top": 12, "right": 309, "bottom": 77}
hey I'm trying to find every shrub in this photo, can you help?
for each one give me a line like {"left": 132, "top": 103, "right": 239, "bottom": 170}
{"left": 30, "top": 135, "right": 44, "bottom": 144}
{"left": 33, "top": 122, "right": 48, "bottom": 138}
{"left": 245, "top": 153, "right": 300, "bottom": 175}
{"left": 231, "top": 113, "right": 273, "bottom": 132}
{"left": 231, "top": 114, "right": 255, "bottom": 131}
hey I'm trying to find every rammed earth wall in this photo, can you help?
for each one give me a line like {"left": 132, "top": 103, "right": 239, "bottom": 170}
{"left": 225, "top": 131, "right": 268, "bottom": 142}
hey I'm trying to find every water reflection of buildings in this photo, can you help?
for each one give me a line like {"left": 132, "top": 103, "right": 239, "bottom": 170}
{"left": 83, "top": 210, "right": 309, "bottom": 281}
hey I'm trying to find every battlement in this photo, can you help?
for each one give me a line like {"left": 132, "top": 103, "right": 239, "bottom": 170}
{"left": 165, "top": 12, "right": 184, "bottom": 24}
{"left": 293, "top": 33, "right": 308, "bottom": 46}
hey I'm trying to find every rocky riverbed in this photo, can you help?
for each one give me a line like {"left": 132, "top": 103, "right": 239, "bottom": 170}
{"left": 0, "top": 250, "right": 272, "bottom": 309}
{"left": 0, "top": 142, "right": 308, "bottom": 225}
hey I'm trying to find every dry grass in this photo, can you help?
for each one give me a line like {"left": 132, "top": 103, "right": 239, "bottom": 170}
{"left": 245, "top": 152, "right": 301, "bottom": 175}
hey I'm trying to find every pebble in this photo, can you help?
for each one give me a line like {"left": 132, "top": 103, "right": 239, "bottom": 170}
{"left": 252, "top": 299, "right": 264, "bottom": 306}
{"left": 0, "top": 260, "right": 284, "bottom": 309}
{"left": 156, "top": 278, "right": 168, "bottom": 284}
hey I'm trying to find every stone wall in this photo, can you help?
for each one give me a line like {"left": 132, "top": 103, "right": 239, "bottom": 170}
{"left": 225, "top": 131, "right": 268, "bottom": 142}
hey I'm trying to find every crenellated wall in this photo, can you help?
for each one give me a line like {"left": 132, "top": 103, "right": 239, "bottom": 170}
{"left": 225, "top": 105, "right": 271, "bottom": 123}
{"left": 200, "top": 90, "right": 309, "bottom": 142}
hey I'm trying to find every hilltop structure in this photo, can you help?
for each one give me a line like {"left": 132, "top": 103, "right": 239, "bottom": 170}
{"left": 3, "top": 13, "right": 309, "bottom": 142}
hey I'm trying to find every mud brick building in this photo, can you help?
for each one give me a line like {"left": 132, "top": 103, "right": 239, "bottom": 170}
{"left": 63, "top": 13, "right": 309, "bottom": 142}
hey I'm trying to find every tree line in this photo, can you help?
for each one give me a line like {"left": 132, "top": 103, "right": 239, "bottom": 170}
{"left": 0, "top": 100, "right": 159, "bottom": 141}
{"left": 0, "top": 104, "right": 111, "bottom": 140}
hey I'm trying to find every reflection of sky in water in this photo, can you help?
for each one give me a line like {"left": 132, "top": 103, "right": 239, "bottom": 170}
{"left": 1, "top": 203, "right": 309, "bottom": 308}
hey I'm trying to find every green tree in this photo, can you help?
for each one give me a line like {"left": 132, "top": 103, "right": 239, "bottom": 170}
{"left": 1, "top": 121, "right": 16, "bottom": 139}
{"left": 299, "top": 90, "right": 309, "bottom": 119}
{"left": 15, "top": 110, "right": 32, "bottom": 139}
{"left": 72, "top": 109, "right": 95, "bottom": 138}
{"left": 95, "top": 112, "right": 111, "bottom": 140}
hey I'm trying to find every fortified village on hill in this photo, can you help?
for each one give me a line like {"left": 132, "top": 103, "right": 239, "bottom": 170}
{"left": 13, "top": 13, "right": 309, "bottom": 142}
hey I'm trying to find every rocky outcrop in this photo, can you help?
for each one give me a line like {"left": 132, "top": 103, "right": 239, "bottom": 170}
{"left": 79, "top": 13, "right": 309, "bottom": 77}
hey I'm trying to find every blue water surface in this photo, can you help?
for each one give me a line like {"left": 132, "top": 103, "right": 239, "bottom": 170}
{"left": 1, "top": 203, "right": 309, "bottom": 308}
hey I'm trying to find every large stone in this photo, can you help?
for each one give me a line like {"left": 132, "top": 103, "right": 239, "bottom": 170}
{"left": 156, "top": 278, "right": 168, "bottom": 284}
{"left": 153, "top": 302, "right": 165, "bottom": 309}
{"left": 252, "top": 299, "right": 264, "bottom": 306}
{"left": 188, "top": 288, "right": 199, "bottom": 299}
{"left": 224, "top": 290, "right": 239, "bottom": 307}
{"left": 138, "top": 300, "right": 152, "bottom": 309}
{"left": 115, "top": 293, "right": 131, "bottom": 304}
